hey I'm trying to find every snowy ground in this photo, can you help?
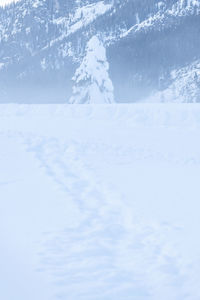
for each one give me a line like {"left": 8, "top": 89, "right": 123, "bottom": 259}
{"left": 1, "top": 104, "right": 200, "bottom": 300}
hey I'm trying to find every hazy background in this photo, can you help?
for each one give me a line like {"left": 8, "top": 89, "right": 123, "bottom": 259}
{"left": 0, "top": 0, "right": 200, "bottom": 103}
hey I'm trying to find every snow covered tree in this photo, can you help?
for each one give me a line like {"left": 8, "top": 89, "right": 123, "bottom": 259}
{"left": 69, "top": 36, "right": 114, "bottom": 104}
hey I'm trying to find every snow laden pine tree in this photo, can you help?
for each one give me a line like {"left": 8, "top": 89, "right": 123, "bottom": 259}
{"left": 69, "top": 36, "right": 114, "bottom": 104}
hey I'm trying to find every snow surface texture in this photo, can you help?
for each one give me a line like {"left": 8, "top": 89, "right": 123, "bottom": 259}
{"left": 1, "top": 104, "right": 200, "bottom": 300}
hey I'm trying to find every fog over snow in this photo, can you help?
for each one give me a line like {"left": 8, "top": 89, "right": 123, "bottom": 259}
{"left": 0, "top": 0, "right": 200, "bottom": 103}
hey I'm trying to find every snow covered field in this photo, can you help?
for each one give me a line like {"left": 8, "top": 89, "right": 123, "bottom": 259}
{"left": 1, "top": 104, "right": 200, "bottom": 300}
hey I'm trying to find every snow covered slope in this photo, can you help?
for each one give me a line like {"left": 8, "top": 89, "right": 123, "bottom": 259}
{"left": 1, "top": 104, "right": 200, "bottom": 300}
{"left": 0, "top": 0, "right": 200, "bottom": 103}
{"left": 145, "top": 60, "right": 200, "bottom": 103}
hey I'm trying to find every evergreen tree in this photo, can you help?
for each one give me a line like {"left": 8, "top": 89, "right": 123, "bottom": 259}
{"left": 69, "top": 36, "right": 114, "bottom": 104}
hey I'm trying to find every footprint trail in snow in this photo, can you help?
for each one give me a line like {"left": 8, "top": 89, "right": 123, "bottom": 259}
{"left": 23, "top": 135, "right": 188, "bottom": 300}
